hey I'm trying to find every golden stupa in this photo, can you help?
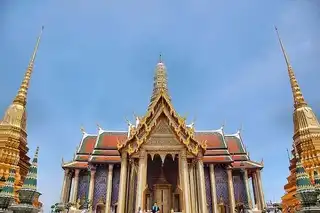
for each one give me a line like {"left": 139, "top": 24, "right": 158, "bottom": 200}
{"left": 0, "top": 26, "right": 44, "bottom": 207}
{"left": 276, "top": 27, "right": 320, "bottom": 212}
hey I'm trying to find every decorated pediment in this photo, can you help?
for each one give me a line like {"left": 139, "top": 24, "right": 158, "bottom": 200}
{"left": 117, "top": 94, "right": 206, "bottom": 156}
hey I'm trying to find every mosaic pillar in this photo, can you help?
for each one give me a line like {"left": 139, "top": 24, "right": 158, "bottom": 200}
{"left": 105, "top": 164, "right": 114, "bottom": 213}
{"left": 197, "top": 159, "right": 208, "bottom": 213}
{"left": 204, "top": 166, "right": 212, "bottom": 213}
{"left": 117, "top": 152, "right": 128, "bottom": 213}
{"left": 209, "top": 164, "right": 218, "bottom": 213}
{"left": 72, "top": 169, "right": 80, "bottom": 204}
{"left": 93, "top": 166, "right": 107, "bottom": 209}
{"left": 256, "top": 170, "right": 265, "bottom": 209}
{"left": 181, "top": 150, "right": 191, "bottom": 213}
{"left": 88, "top": 167, "right": 96, "bottom": 212}
{"left": 135, "top": 149, "right": 146, "bottom": 211}
{"left": 252, "top": 172, "right": 261, "bottom": 209}
{"left": 227, "top": 169, "right": 235, "bottom": 213}
{"left": 243, "top": 170, "right": 252, "bottom": 208}
{"left": 189, "top": 164, "right": 197, "bottom": 213}
{"left": 60, "top": 169, "right": 69, "bottom": 203}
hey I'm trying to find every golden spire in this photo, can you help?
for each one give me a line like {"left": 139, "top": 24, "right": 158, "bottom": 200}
{"left": 13, "top": 26, "right": 44, "bottom": 107}
{"left": 150, "top": 54, "right": 170, "bottom": 104}
{"left": 275, "top": 26, "right": 307, "bottom": 109}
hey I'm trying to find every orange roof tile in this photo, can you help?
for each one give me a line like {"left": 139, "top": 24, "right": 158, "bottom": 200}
{"left": 63, "top": 161, "right": 88, "bottom": 169}
{"left": 75, "top": 155, "right": 90, "bottom": 161}
{"left": 92, "top": 149, "right": 119, "bottom": 156}
{"left": 232, "top": 160, "right": 262, "bottom": 169}
{"left": 232, "top": 155, "right": 249, "bottom": 161}
{"left": 78, "top": 135, "right": 97, "bottom": 154}
{"left": 204, "top": 149, "right": 229, "bottom": 156}
{"left": 203, "top": 155, "right": 233, "bottom": 163}
{"left": 96, "top": 131, "right": 127, "bottom": 149}
{"left": 225, "top": 135, "right": 246, "bottom": 154}
{"left": 195, "top": 132, "right": 226, "bottom": 149}
{"left": 90, "top": 156, "right": 121, "bottom": 163}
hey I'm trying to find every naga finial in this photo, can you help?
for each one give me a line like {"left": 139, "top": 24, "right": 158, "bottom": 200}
{"left": 96, "top": 123, "right": 102, "bottom": 130}
{"left": 80, "top": 125, "right": 86, "bottom": 134}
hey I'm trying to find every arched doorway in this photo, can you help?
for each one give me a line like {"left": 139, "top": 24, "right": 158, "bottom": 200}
{"left": 146, "top": 154, "right": 181, "bottom": 213}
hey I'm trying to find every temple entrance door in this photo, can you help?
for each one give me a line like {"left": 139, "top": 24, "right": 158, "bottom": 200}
{"left": 153, "top": 184, "right": 172, "bottom": 213}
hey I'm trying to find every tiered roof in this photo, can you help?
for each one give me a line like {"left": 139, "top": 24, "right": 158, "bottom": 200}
{"left": 62, "top": 58, "right": 263, "bottom": 170}
{"left": 62, "top": 125, "right": 262, "bottom": 170}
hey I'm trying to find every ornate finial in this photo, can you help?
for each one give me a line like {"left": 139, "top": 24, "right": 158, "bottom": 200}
{"left": 61, "top": 157, "right": 64, "bottom": 166}
{"left": 125, "top": 117, "right": 132, "bottom": 126}
{"left": 13, "top": 26, "right": 44, "bottom": 107}
{"left": 159, "top": 53, "right": 162, "bottom": 63}
{"left": 261, "top": 158, "right": 264, "bottom": 166}
{"left": 96, "top": 123, "right": 102, "bottom": 130}
{"left": 275, "top": 26, "right": 307, "bottom": 109}
{"left": 80, "top": 126, "right": 86, "bottom": 134}
{"left": 149, "top": 55, "right": 170, "bottom": 106}
{"left": 221, "top": 120, "right": 226, "bottom": 129}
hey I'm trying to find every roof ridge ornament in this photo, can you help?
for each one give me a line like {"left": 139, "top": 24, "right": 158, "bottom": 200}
{"left": 275, "top": 26, "right": 307, "bottom": 109}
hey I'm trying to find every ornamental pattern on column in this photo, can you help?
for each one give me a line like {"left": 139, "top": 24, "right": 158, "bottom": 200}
{"left": 214, "top": 165, "right": 229, "bottom": 205}
{"left": 72, "top": 169, "right": 80, "bottom": 203}
{"left": 232, "top": 171, "right": 247, "bottom": 205}
{"left": 78, "top": 172, "right": 90, "bottom": 200}
{"left": 93, "top": 165, "right": 108, "bottom": 209}
{"left": 111, "top": 166, "right": 121, "bottom": 206}
{"left": 204, "top": 166, "right": 212, "bottom": 213}
{"left": 133, "top": 164, "right": 138, "bottom": 212}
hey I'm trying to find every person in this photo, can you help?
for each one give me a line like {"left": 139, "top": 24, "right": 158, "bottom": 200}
{"left": 137, "top": 207, "right": 143, "bottom": 213}
{"left": 151, "top": 202, "right": 160, "bottom": 213}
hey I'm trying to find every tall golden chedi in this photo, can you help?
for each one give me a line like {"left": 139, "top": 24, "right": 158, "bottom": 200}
{"left": 0, "top": 26, "right": 44, "bottom": 194}
{"left": 276, "top": 27, "right": 320, "bottom": 212}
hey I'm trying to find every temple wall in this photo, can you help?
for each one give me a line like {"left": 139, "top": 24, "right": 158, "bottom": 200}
{"left": 233, "top": 170, "right": 247, "bottom": 205}
{"left": 204, "top": 165, "right": 213, "bottom": 213}
{"left": 78, "top": 172, "right": 89, "bottom": 201}
{"left": 214, "top": 164, "right": 229, "bottom": 205}
{"left": 111, "top": 166, "right": 121, "bottom": 206}
{"left": 93, "top": 165, "right": 108, "bottom": 209}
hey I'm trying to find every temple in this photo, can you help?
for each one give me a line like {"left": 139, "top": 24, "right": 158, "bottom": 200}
{"left": 60, "top": 57, "right": 265, "bottom": 213}
{"left": 0, "top": 26, "right": 44, "bottom": 210}
{"left": 276, "top": 27, "right": 320, "bottom": 212}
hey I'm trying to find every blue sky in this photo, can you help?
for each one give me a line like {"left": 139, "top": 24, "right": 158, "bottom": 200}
{"left": 1, "top": 0, "right": 320, "bottom": 210}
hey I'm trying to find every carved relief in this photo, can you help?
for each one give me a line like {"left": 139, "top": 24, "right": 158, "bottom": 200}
{"left": 153, "top": 118, "right": 174, "bottom": 135}
{"left": 146, "top": 137, "right": 181, "bottom": 146}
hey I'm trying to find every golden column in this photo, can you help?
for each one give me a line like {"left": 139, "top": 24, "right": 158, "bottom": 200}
{"left": 117, "top": 152, "right": 128, "bottom": 213}
{"left": 196, "top": 157, "right": 208, "bottom": 213}
{"left": 181, "top": 150, "right": 191, "bottom": 213}
{"left": 105, "top": 164, "right": 114, "bottom": 213}
{"left": 243, "top": 170, "right": 252, "bottom": 209}
{"left": 227, "top": 169, "right": 235, "bottom": 213}
{"left": 135, "top": 149, "right": 147, "bottom": 210}
{"left": 88, "top": 167, "right": 96, "bottom": 212}
{"left": 252, "top": 172, "right": 261, "bottom": 209}
{"left": 256, "top": 170, "right": 265, "bottom": 209}
{"left": 72, "top": 169, "right": 80, "bottom": 204}
{"left": 60, "top": 169, "right": 69, "bottom": 203}
{"left": 189, "top": 164, "right": 197, "bottom": 213}
{"left": 209, "top": 164, "right": 218, "bottom": 213}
